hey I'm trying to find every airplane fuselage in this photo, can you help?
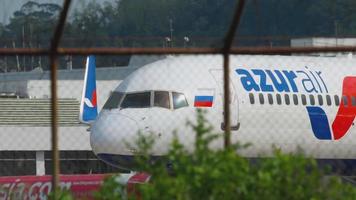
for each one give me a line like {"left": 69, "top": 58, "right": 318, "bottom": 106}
{"left": 89, "top": 55, "right": 356, "bottom": 173}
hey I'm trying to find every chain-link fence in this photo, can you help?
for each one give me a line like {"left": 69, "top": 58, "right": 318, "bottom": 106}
{"left": 1, "top": 0, "right": 356, "bottom": 198}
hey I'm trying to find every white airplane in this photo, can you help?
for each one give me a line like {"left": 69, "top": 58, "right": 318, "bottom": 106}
{"left": 80, "top": 55, "right": 356, "bottom": 174}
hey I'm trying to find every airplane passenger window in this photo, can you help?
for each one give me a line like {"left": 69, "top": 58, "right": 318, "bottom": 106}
{"left": 334, "top": 95, "right": 340, "bottom": 106}
{"left": 342, "top": 96, "right": 348, "bottom": 107}
{"left": 318, "top": 95, "right": 323, "bottom": 106}
{"left": 259, "top": 93, "right": 264, "bottom": 104}
{"left": 154, "top": 91, "right": 170, "bottom": 109}
{"left": 276, "top": 94, "right": 282, "bottom": 105}
{"left": 249, "top": 93, "right": 255, "bottom": 104}
{"left": 301, "top": 94, "right": 307, "bottom": 105}
{"left": 293, "top": 94, "right": 298, "bottom": 105}
{"left": 268, "top": 94, "right": 273, "bottom": 105}
{"left": 121, "top": 92, "right": 151, "bottom": 109}
{"left": 103, "top": 92, "right": 124, "bottom": 110}
{"left": 284, "top": 94, "right": 290, "bottom": 105}
{"left": 173, "top": 92, "right": 188, "bottom": 109}
{"left": 309, "top": 95, "right": 315, "bottom": 105}
{"left": 352, "top": 96, "right": 356, "bottom": 106}
{"left": 326, "top": 95, "right": 332, "bottom": 106}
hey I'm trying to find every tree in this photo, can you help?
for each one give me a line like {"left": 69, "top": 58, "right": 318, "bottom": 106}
{"left": 6, "top": 1, "right": 61, "bottom": 47}
{"left": 3, "top": 1, "right": 62, "bottom": 71}
{"left": 0, "top": 23, "right": 4, "bottom": 38}
{"left": 71, "top": 1, "right": 111, "bottom": 47}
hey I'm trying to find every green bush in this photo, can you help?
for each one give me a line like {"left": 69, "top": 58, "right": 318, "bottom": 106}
{"left": 48, "top": 189, "right": 74, "bottom": 200}
{"left": 96, "top": 109, "right": 356, "bottom": 199}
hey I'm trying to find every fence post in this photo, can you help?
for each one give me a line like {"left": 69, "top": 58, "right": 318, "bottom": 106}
{"left": 222, "top": 0, "right": 246, "bottom": 148}
{"left": 49, "top": 0, "right": 72, "bottom": 198}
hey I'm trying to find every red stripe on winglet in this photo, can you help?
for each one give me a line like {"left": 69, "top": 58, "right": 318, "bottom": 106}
{"left": 91, "top": 90, "right": 97, "bottom": 107}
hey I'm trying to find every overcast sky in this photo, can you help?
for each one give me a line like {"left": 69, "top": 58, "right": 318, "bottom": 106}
{"left": 0, "top": 0, "right": 111, "bottom": 24}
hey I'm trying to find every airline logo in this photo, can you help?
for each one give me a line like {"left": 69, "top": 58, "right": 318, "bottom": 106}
{"left": 236, "top": 68, "right": 328, "bottom": 93}
{"left": 235, "top": 68, "right": 356, "bottom": 140}
{"left": 80, "top": 55, "right": 98, "bottom": 123}
{"left": 194, "top": 96, "right": 214, "bottom": 107}
{"left": 84, "top": 90, "right": 97, "bottom": 108}
{"left": 307, "top": 77, "right": 356, "bottom": 140}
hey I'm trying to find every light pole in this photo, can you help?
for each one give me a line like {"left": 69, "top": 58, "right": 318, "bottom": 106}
{"left": 184, "top": 36, "right": 190, "bottom": 48}
{"left": 169, "top": 18, "right": 173, "bottom": 47}
{"left": 165, "top": 37, "right": 171, "bottom": 48}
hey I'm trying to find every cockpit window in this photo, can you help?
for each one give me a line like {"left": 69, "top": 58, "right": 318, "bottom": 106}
{"left": 154, "top": 91, "right": 170, "bottom": 109}
{"left": 103, "top": 92, "right": 124, "bottom": 110}
{"left": 121, "top": 92, "right": 151, "bottom": 109}
{"left": 172, "top": 92, "right": 188, "bottom": 109}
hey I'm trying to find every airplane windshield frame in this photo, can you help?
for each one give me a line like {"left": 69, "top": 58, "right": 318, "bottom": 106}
{"left": 103, "top": 90, "right": 189, "bottom": 110}
{"left": 172, "top": 92, "right": 189, "bottom": 109}
{"left": 102, "top": 92, "right": 124, "bottom": 110}
{"left": 120, "top": 92, "right": 151, "bottom": 109}
{"left": 153, "top": 91, "right": 171, "bottom": 109}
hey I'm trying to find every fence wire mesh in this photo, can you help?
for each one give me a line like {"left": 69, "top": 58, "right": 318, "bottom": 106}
{"left": 2, "top": 53, "right": 356, "bottom": 174}
{"left": 1, "top": 0, "right": 356, "bottom": 198}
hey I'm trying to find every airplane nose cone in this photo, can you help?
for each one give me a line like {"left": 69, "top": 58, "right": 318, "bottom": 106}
{"left": 90, "top": 112, "right": 139, "bottom": 165}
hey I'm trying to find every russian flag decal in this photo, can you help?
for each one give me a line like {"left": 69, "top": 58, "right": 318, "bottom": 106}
{"left": 194, "top": 96, "right": 214, "bottom": 107}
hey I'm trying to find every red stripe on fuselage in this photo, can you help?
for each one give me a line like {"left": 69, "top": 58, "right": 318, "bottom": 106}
{"left": 332, "top": 76, "right": 356, "bottom": 140}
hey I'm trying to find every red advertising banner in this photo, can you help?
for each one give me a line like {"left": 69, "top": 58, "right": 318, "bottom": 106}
{"left": 0, "top": 174, "right": 106, "bottom": 199}
{"left": 0, "top": 173, "right": 151, "bottom": 200}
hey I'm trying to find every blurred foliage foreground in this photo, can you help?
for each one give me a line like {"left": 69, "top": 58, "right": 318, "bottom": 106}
{"left": 64, "top": 110, "right": 356, "bottom": 199}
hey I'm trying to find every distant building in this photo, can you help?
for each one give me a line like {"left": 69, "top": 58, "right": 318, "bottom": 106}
{"left": 291, "top": 37, "right": 356, "bottom": 57}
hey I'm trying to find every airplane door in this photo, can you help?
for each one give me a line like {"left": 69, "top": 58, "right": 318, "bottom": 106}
{"left": 209, "top": 69, "right": 239, "bottom": 131}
